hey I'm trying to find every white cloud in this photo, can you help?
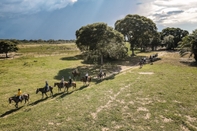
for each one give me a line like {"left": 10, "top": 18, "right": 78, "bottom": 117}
{"left": 136, "top": 0, "right": 197, "bottom": 31}
{"left": 0, "top": 0, "right": 77, "bottom": 17}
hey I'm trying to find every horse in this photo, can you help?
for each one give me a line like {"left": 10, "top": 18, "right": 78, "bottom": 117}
{"left": 64, "top": 82, "right": 77, "bottom": 93}
{"left": 72, "top": 69, "right": 80, "bottom": 80}
{"left": 81, "top": 76, "right": 91, "bottom": 85}
{"left": 54, "top": 82, "right": 65, "bottom": 92}
{"left": 36, "top": 86, "right": 53, "bottom": 99}
{"left": 139, "top": 60, "right": 144, "bottom": 68}
{"left": 97, "top": 72, "right": 106, "bottom": 80}
{"left": 8, "top": 94, "right": 30, "bottom": 108}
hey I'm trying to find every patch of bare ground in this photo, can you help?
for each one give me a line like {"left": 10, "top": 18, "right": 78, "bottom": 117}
{"left": 138, "top": 72, "right": 154, "bottom": 75}
{"left": 160, "top": 115, "right": 173, "bottom": 123}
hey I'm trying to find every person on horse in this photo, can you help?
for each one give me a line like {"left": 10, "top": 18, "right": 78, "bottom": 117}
{"left": 75, "top": 68, "right": 78, "bottom": 74}
{"left": 85, "top": 72, "right": 88, "bottom": 81}
{"left": 60, "top": 76, "right": 64, "bottom": 87}
{"left": 99, "top": 67, "right": 103, "bottom": 76}
{"left": 45, "top": 81, "right": 49, "bottom": 92}
{"left": 68, "top": 76, "right": 72, "bottom": 86}
{"left": 17, "top": 88, "right": 22, "bottom": 101}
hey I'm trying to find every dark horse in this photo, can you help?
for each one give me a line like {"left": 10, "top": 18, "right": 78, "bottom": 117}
{"left": 64, "top": 82, "right": 77, "bottom": 93}
{"left": 54, "top": 82, "right": 65, "bottom": 92}
{"left": 72, "top": 69, "right": 80, "bottom": 80}
{"left": 81, "top": 76, "right": 91, "bottom": 85}
{"left": 8, "top": 94, "right": 30, "bottom": 108}
{"left": 36, "top": 86, "right": 53, "bottom": 99}
{"left": 97, "top": 72, "right": 106, "bottom": 79}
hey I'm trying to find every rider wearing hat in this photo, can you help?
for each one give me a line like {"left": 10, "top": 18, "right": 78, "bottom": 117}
{"left": 17, "top": 88, "right": 22, "bottom": 101}
{"left": 68, "top": 76, "right": 72, "bottom": 85}
{"left": 60, "top": 76, "right": 64, "bottom": 87}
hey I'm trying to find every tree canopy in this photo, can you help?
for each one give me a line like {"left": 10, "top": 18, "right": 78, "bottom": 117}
{"left": 161, "top": 27, "right": 189, "bottom": 49}
{"left": 0, "top": 40, "right": 18, "bottom": 58}
{"left": 115, "top": 14, "right": 158, "bottom": 55}
{"left": 75, "top": 22, "right": 128, "bottom": 64}
{"left": 179, "top": 29, "right": 197, "bottom": 62}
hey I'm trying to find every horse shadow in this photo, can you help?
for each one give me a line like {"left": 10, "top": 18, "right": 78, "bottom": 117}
{"left": 78, "top": 85, "right": 89, "bottom": 90}
{"left": 29, "top": 97, "right": 48, "bottom": 106}
{"left": 59, "top": 91, "right": 74, "bottom": 98}
{"left": 0, "top": 106, "right": 23, "bottom": 118}
{"left": 95, "top": 73, "right": 116, "bottom": 85}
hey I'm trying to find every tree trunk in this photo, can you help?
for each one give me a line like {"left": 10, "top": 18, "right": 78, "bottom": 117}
{"left": 5, "top": 53, "right": 8, "bottom": 58}
{"left": 131, "top": 48, "right": 135, "bottom": 56}
{"left": 100, "top": 54, "right": 103, "bottom": 65}
{"left": 194, "top": 53, "right": 197, "bottom": 62}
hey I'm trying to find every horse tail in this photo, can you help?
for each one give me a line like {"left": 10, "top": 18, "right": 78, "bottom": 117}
{"left": 27, "top": 94, "right": 30, "bottom": 100}
{"left": 8, "top": 98, "right": 12, "bottom": 104}
{"left": 50, "top": 86, "right": 53, "bottom": 90}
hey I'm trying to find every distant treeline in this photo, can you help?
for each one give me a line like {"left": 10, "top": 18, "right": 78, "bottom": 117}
{"left": 0, "top": 39, "right": 76, "bottom": 44}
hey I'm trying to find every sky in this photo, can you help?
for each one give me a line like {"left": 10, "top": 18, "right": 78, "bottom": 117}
{"left": 0, "top": 0, "right": 197, "bottom": 40}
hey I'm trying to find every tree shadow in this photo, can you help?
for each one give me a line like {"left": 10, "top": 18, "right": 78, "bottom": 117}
{"left": 0, "top": 106, "right": 23, "bottom": 118}
{"left": 180, "top": 60, "right": 197, "bottom": 67}
{"left": 60, "top": 54, "right": 83, "bottom": 61}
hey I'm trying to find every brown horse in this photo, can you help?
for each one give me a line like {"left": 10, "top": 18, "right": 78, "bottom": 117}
{"left": 81, "top": 76, "right": 91, "bottom": 85}
{"left": 54, "top": 82, "right": 65, "bottom": 92}
{"left": 97, "top": 72, "right": 106, "bottom": 80}
{"left": 36, "top": 86, "right": 53, "bottom": 99}
{"left": 9, "top": 94, "right": 30, "bottom": 108}
{"left": 64, "top": 82, "right": 77, "bottom": 93}
{"left": 72, "top": 69, "right": 80, "bottom": 79}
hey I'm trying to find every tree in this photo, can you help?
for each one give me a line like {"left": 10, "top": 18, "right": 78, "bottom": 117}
{"left": 0, "top": 40, "right": 18, "bottom": 58}
{"left": 115, "top": 14, "right": 158, "bottom": 55}
{"left": 162, "top": 35, "right": 175, "bottom": 50}
{"left": 161, "top": 27, "right": 189, "bottom": 49}
{"left": 75, "top": 22, "right": 128, "bottom": 64}
{"left": 150, "top": 32, "right": 161, "bottom": 51}
{"left": 179, "top": 29, "right": 197, "bottom": 62}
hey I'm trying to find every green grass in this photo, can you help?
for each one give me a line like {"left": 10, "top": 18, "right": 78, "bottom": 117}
{"left": 0, "top": 44, "right": 197, "bottom": 131}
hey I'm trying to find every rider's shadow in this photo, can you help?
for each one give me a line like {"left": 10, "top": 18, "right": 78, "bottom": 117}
{"left": 0, "top": 106, "right": 23, "bottom": 118}
{"left": 29, "top": 97, "right": 48, "bottom": 106}
{"left": 59, "top": 91, "right": 74, "bottom": 98}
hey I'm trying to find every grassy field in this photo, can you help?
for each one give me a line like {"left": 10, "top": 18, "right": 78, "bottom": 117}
{"left": 0, "top": 43, "right": 197, "bottom": 131}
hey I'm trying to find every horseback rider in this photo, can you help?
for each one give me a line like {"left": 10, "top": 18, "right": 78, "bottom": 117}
{"left": 45, "top": 81, "right": 49, "bottom": 92}
{"left": 60, "top": 76, "right": 64, "bottom": 87}
{"left": 68, "top": 76, "right": 72, "bottom": 85}
{"left": 85, "top": 72, "right": 88, "bottom": 81}
{"left": 75, "top": 68, "right": 78, "bottom": 73}
{"left": 99, "top": 67, "right": 103, "bottom": 76}
{"left": 17, "top": 88, "right": 22, "bottom": 101}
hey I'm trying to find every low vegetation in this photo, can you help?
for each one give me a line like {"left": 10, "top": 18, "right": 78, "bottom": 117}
{"left": 0, "top": 43, "right": 197, "bottom": 131}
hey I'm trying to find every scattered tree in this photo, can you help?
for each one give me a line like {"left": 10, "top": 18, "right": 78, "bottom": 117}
{"left": 75, "top": 22, "right": 128, "bottom": 64}
{"left": 115, "top": 14, "right": 158, "bottom": 55}
{"left": 0, "top": 40, "right": 18, "bottom": 58}
{"left": 162, "top": 35, "right": 175, "bottom": 50}
{"left": 161, "top": 27, "right": 189, "bottom": 49}
{"left": 179, "top": 29, "right": 197, "bottom": 62}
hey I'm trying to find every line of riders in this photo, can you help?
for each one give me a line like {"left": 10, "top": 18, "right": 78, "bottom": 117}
{"left": 139, "top": 53, "right": 158, "bottom": 68}
{"left": 9, "top": 68, "right": 106, "bottom": 108}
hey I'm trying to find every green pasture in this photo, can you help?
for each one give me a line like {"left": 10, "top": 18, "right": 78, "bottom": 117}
{"left": 0, "top": 43, "right": 197, "bottom": 131}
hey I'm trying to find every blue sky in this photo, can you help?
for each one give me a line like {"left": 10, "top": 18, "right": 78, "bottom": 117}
{"left": 0, "top": 0, "right": 197, "bottom": 40}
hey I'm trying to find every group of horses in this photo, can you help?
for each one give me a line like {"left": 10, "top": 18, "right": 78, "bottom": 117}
{"left": 9, "top": 69, "right": 106, "bottom": 108}
{"left": 139, "top": 53, "right": 159, "bottom": 68}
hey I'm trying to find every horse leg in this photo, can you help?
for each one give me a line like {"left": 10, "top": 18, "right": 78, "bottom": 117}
{"left": 66, "top": 87, "right": 69, "bottom": 93}
{"left": 45, "top": 93, "right": 48, "bottom": 98}
{"left": 51, "top": 90, "right": 53, "bottom": 97}
{"left": 15, "top": 102, "right": 18, "bottom": 108}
